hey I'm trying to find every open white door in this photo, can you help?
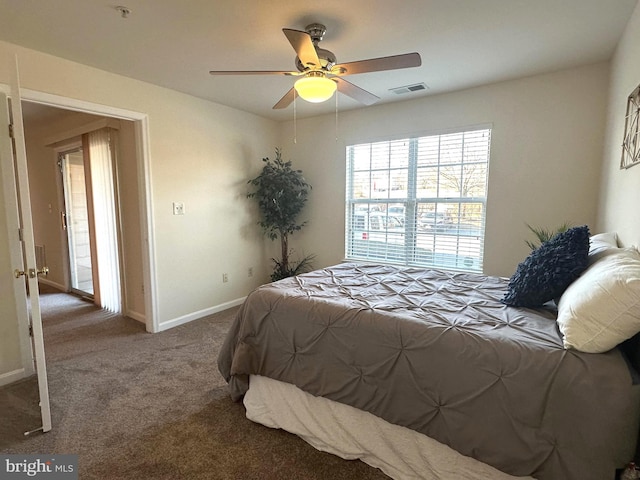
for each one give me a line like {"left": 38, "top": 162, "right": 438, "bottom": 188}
{"left": 0, "top": 57, "right": 52, "bottom": 433}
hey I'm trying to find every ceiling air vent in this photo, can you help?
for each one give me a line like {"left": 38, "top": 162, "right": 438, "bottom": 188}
{"left": 389, "top": 83, "right": 429, "bottom": 95}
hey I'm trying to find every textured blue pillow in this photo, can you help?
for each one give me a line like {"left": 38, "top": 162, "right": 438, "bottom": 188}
{"left": 502, "top": 225, "right": 590, "bottom": 308}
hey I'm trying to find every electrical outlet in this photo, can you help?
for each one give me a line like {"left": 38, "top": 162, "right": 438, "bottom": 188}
{"left": 248, "top": 267, "right": 253, "bottom": 277}
{"left": 222, "top": 273, "right": 228, "bottom": 283}
{"left": 172, "top": 202, "right": 185, "bottom": 215}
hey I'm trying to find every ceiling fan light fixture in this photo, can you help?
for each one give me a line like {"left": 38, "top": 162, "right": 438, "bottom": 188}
{"left": 294, "top": 74, "right": 337, "bottom": 103}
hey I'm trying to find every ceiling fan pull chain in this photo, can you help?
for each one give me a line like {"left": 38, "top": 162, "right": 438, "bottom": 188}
{"left": 293, "top": 90, "right": 297, "bottom": 144}
{"left": 335, "top": 90, "right": 339, "bottom": 142}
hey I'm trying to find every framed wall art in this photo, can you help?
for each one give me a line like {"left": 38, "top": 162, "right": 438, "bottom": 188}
{"left": 621, "top": 83, "right": 640, "bottom": 169}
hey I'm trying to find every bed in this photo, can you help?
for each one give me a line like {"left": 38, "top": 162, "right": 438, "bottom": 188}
{"left": 218, "top": 253, "right": 640, "bottom": 479}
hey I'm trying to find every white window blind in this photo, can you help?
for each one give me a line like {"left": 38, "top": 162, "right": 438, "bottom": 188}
{"left": 87, "top": 128, "right": 122, "bottom": 313}
{"left": 345, "top": 128, "right": 491, "bottom": 272}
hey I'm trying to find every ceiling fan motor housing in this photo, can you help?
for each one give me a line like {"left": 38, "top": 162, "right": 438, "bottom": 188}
{"left": 306, "top": 23, "right": 326, "bottom": 43}
{"left": 296, "top": 48, "right": 336, "bottom": 72}
{"left": 295, "top": 23, "right": 337, "bottom": 72}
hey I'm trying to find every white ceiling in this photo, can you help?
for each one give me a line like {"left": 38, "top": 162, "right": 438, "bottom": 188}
{"left": 0, "top": 0, "right": 637, "bottom": 121}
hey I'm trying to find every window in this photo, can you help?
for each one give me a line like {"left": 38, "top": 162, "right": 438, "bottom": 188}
{"left": 345, "top": 127, "right": 491, "bottom": 272}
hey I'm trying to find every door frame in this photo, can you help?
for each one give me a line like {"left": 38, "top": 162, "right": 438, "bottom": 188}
{"left": 53, "top": 141, "right": 83, "bottom": 294}
{"left": 57, "top": 144, "right": 97, "bottom": 299}
{"left": 1, "top": 86, "right": 159, "bottom": 333}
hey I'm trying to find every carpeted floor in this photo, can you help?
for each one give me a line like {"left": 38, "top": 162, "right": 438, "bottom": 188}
{"left": 0, "top": 285, "right": 389, "bottom": 479}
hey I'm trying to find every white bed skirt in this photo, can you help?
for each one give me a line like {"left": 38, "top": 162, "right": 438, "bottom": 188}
{"left": 244, "top": 375, "right": 534, "bottom": 480}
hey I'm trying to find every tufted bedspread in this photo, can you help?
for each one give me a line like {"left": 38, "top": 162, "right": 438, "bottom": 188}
{"left": 218, "top": 263, "right": 640, "bottom": 480}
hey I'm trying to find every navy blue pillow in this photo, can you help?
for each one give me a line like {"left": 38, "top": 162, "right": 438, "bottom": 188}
{"left": 502, "top": 225, "right": 590, "bottom": 308}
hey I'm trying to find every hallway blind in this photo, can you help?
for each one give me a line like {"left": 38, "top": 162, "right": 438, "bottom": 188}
{"left": 87, "top": 128, "right": 121, "bottom": 313}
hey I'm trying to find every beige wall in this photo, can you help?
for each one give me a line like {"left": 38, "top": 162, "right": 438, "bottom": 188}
{"left": 0, "top": 40, "right": 278, "bottom": 330}
{"left": 598, "top": 2, "right": 640, "bottom": 246}
{"left": 280, "top": 63, "right": 610, "bottom": 277}
{"left": 0, "top": 104, "right": 26, "bottom": 382}
{"left": 0, "top": 209, "right": 23, "bottom": 380}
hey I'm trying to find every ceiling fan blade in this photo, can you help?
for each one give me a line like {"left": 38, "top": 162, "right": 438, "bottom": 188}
{"left": 273, "top": 88, "right": 296, "bottom": 109}
{"left": 209, "top": 70, "right": 299, "bottom": 76}
{"left": 332, "top": 52, "right": 422, "bottom": 75}
{"left": 282, "top": 28, "right": 321, "bottom": 69}
{"left": 334, "top": 77, "right": 379, "bottom": 106}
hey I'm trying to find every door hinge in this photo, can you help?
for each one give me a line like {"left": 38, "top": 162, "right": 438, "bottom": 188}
{"left": 18, "top": 228, "right": 23, "bottom": 242}
{"left": 8, "top": 123, "right": 14, "bottom": 138}
{"left": 29, "top": 324, "right": 33, "bottom": 337}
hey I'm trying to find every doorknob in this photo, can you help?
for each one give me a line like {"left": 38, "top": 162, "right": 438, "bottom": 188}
{"left": 14, "top": 269, "right": 27, "bottom": 278}
{"left": 14, "top": 267, "right": 49, "bottom": 278}
{"left": 28, "top": 267, "right": 49, "bottom": 278}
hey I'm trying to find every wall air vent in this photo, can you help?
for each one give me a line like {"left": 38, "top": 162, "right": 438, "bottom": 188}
{"left": 389, "top": 83, "right": 429, "bottom": 95}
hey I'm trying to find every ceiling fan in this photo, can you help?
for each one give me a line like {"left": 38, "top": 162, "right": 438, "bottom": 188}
{"left": 209, "top": 23, "right": 422, "bottom": 110}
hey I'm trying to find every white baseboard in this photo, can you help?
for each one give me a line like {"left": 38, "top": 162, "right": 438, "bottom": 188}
{"left": 0, "top": 368, "right": 29, "bottom": 387}
{"left": 126, "top": 309, "right": 145, "bottom": 324}
{"left": 157, "top": 296, "right": 245, "bottom": 332}
{"left": 38, "top": 277, "right": 66, "bottom": 291}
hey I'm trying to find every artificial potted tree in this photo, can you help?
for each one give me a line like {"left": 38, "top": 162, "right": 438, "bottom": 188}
{"left": 248, "top": 148, "right": 314, "bottom": 281}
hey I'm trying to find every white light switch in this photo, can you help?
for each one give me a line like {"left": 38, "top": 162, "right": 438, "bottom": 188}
{"left": 172, "top": 202, "right": 185, "bottom": 215}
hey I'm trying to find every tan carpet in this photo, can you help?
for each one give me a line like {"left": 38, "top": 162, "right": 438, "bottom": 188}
{"left": 0, "top": 285, "right": 389, "bottom": 479}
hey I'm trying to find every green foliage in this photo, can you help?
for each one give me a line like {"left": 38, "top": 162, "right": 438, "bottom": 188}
{"left": 247, "top": 148, "right": 311, "bottom": 240}
{"left": 248, "top": 148, "right": 313, "bottom": 281}
{"left": 270, "top": 253, "right": 316, "bottom": 282}
{"left": 525, "top": 222, "right": 571, "bottom": 250}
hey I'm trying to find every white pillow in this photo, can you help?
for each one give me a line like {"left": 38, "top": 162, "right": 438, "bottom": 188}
{"left": 557, "top": 247, "right": 640, "bottom": 353}
{"left": 588, "top": 232, "right": 619, "bottom": 264}
{"left": 589, "top": 231, "right": 618, "bottom": 250}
